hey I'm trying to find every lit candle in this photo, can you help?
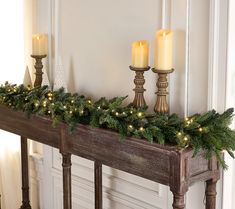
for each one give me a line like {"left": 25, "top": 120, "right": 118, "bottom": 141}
{"left": 154, "top": 29, "right": 173, "bottom": 70}
{"left": 131, "top": 40, "right": 149, "bottom": 68}
{"left": 32, "top": 34, "right": 48, "bottom": 56}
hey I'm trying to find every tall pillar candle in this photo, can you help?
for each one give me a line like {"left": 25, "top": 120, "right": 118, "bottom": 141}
{"left": 154, "top": 29, "right": 173, "bottom": 70}
{"left": 131, "top": 41, "right": 149, "bottom": 68}
{"left": 32, "top": 34, "right": 48, "bottom": 56}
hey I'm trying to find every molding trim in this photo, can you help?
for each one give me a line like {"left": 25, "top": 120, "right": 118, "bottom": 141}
{"left": 162, "top": 0, "right": 171, "bottom": 28}
{"left": 51, "top": 167, "right": 164, "bottom": 209}
{"left": 184, "top": 0, "right": 191, "bottom": 117}
{"left": 51, "top": 148, "right": 168, "bottom": 209}
{"left": 207, "top": 0, "right": 229, "bottom": 209}
{"left": 208, "top": 0, "right": 229, "bottom": 112}
{"left": 208, "top": 0, "right": 220, "bottom": 110}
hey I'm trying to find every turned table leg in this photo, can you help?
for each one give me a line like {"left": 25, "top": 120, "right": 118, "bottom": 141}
{"left": 62, "top": 153, "right": 72, "bottom": 209}
{"left": 20, "top": 136, "right": 32, "bottom": 209}
{"left": 172, "top": 193, "right": 185, "bottom": 209}
{"left": 205, "top": 179, "right": 217, "bottom": 209}
{"left": 95, "top": 161, "right": 102, "bottom": 209}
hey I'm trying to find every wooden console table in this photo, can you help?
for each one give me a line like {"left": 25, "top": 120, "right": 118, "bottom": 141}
{"left": 0, "top": 105, "right": 220, "bottom": 209}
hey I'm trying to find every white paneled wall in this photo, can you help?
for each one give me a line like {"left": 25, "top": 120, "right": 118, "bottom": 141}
{"left": 29, "top": 0, "right": 229, "bottom": 209}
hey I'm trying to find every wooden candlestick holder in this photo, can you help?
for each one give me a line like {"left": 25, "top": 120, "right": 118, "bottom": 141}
{"left": 129, "top": 66, "right": 150, "bottom": 108}
{"left": 31, "top": 55, "right": 47, "bottom": 87}
{"left": 152, "top": 68, "right": 174, "bottom": 114}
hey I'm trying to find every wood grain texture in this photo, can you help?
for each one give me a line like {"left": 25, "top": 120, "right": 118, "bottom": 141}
{"left": 172, "top": 193, "right": 185, "bottom": 209}
{"left": 0, "top": 105, "right": 60, "bottom": 148}
{"left": 62, "top": 153, "right": 72, "bottom": 209}
{"left": 19, "top": 137, "right": 32, "bottom": 209}
{"left": 0, "top": 106, "right": 220, "bottom": 209}
{"left": 95, "top": 161, "right": 102, "bottom": 209}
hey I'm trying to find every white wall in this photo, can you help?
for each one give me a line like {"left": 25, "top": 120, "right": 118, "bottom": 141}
{"left": 31, "top": 0, "right": 229, "bottom": 208}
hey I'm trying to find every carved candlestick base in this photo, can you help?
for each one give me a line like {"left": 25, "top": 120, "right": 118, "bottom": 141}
{"left": 130, "top": 66, "right": 150, "bottom": 108}
{"left": 152, "top": 68, "right": 174, "bottom": 114}
{"left": 31, "top": 55, "right": 47, "bottom": 87}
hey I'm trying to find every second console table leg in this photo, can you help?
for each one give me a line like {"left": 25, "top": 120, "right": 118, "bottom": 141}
{"left": 20, "top": 136, "right": 32, "bottom": 209}
{"left": 95, "top": 161, "right": 102, "bottom": 209}
{"left": 172, "top": 193, "right": 185, "bottom": 209}
{"left": 62, "top": 153, "right": 72, "bottom": 209}
{"left": 205, "top": 179, "right": 217, "bottom": 209}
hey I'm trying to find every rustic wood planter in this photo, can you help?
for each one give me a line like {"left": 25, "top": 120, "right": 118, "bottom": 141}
{"left": 0, "top": 105, "right": 220, "bottom": 209}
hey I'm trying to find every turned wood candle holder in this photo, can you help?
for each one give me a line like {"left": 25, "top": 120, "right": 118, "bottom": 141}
{"left": 31, "top": 55, "right": 47, "bottom": 87}
{"left": 152, "top": 68, "right": 174, "bottom": 114}
{"left": 129, "top": 66, "right": 150, "bottom": 108}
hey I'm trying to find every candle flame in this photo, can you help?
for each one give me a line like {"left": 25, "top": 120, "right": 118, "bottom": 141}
{"left": 36, "top": 36, "right": 40, "bottom": 40}
{"left": 162, "top": 32, "right": 167, "bottom": 37}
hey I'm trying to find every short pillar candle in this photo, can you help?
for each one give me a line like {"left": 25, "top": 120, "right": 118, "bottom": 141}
{"left": 132, "top": 40, "right": 149, "bottom": 68}
{"left": 32, "top": 34, "right": 48, "bottom": 56}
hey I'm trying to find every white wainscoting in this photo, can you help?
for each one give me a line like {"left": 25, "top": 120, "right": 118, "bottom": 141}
{"left": 51, "top": 148, "right": 169, "bottom": 209}
{"left": 31, "top": 0, "right": 229, "bottom": 208}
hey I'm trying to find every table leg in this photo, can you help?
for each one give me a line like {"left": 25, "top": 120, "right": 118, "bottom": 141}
{"left": 62, "top": 153, "right": 72, "bottom": 209}
{"left": 20, "top": 136, "right": 31, "bottom": 209}
{"left": 95, "top": 161, "right": 102, "bottom": 209}
{"left": 172, "top": 193, "right": 185, "bottom": 209}
{"left": 205, "top": 179, "right": 217, "bottom": 209}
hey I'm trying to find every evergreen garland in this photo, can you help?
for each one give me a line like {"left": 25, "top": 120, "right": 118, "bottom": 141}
{"left": 1, "top": 82, "right": 235, "bottom": 169}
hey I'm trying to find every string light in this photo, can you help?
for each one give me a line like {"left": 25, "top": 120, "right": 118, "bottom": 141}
{"left": 48, "top": 110, "right": 51, "bottom": 114}
{"left": 128, "top": 125, "right": 133, "bottom": 130}
{"left": 185, "top": 117, "right": 189, "bottom": 121}
{"left": 69, "top": 110, "right": 73, "bottom": 114}
{"left": 80, "top": 110, "right": 84, "bottom": 115}
{"left": 43, "top": 101, "right": 47, "bottom": 107}
{"left": 137, "top": 112, "right": 143, "bottom": 117}
{"left": 139, "top": 127, "right": 144, "bottom": 131}
{"left": 87, "top": 100, "right": 92, "bottom": 104}
{"left": 34, "top": 102, "right": 39, "bottom": 107}
{"left": 115, "top": 112, "right": 119, "bottom": 116}
{"left": 130, "top": 110, "right": 133, "bottom": 114}
{"left": 97, "top": 106, "right": 101, "bottom": 110}
{"left": 177, "top": 132, "right": 182, "bottom": 137}
{"left": 47, "top": 92, "right": 53, "bottom": 97}
{"left": 48, "top": 97, "right": 53, "bottom": 101}
{"left": 183, "top": 136, "right": 188, "bottom": 141}
{"left": 71, "top": 100, "right": 74, "bottom": 104}
{"left": 63, "top": 105, "right": 67, "bottom": 109}
{"left": 199, "top": 127, "right": 203, "bottom": 132}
